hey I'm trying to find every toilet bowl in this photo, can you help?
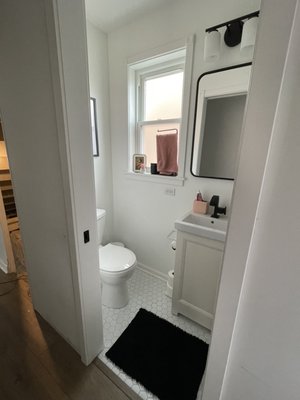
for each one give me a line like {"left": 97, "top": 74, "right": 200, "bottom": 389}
{"left": 97, "top": 209, "right": 137, "bottom": 308}
{"left": 99, "top": 243, "right": 136, "bottom": 308}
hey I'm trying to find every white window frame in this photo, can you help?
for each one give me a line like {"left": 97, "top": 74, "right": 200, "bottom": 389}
{"left": 127, "top": 36, "right": 194, "bottom": 186}
{"left": 137, "top": 65, "right": 183, "bottom": 154}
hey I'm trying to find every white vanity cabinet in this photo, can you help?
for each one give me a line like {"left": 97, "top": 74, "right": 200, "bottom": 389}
{"left": 172, "top": 230, "right": 224, "bottom": 330}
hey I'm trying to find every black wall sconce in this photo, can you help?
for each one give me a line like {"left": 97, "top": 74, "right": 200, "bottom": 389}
{"left": 204, "top": 10, "right": 260, "bottom": 62}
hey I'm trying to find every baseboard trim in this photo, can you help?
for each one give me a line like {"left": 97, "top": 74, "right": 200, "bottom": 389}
{"left": 137, "top": 262, "right": 168, "bottom": 282}
{"left": 0, "top": 258, "right": 8, "bottom": 274}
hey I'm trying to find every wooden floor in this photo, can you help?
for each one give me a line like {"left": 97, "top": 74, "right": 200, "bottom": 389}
{"left": 0, "top": 269, "right": 138, "bottom": 400}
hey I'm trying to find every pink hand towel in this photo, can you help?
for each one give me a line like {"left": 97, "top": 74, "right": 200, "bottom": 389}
{"left": 156, "top": 133, "right": 178, "bottom": 175}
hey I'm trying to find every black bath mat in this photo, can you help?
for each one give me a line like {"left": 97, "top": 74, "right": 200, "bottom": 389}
{"left": 106, "top": 308, "right": 209, "bottom": 400}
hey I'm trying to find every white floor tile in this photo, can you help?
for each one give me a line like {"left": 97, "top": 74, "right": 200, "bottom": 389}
{"left": 98, "top": 268, "right": 210, "bottom": 400}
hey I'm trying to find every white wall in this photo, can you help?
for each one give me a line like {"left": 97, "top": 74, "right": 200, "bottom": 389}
{"left": 107, "top": 0, "right": 260, "bottom": 276}
{"left": 221, "top": 1, "right": 300, "bottom": 398}
{"left": 0, "top": 0, "right": 79, "bottom": 349}
{"left": 49, "top": 0, "right": 103, "bottom": 364}
{"left": 0, "top": 0, "right": 103, "bottom": 363}
{"left": 86, "top": 22, "right": 114, "bottom": 243}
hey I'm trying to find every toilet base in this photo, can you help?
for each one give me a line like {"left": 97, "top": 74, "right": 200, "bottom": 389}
{"left": 102, "top": 281, "right": 129, "bottom": 309}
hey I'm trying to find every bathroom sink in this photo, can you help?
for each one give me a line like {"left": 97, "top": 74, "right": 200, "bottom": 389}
{"left": 175, "top": 212, "right": 228, "bottom": 242}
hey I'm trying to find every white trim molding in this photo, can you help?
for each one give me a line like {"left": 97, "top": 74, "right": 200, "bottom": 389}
{"left": 125, "top": 172, "right": 185, "bottom": 186}
{"left": 127, "top": 35, "right": 195, "bottom": 185}
{"left": 137, "top": 262, "right": 168, "bottom": 282}
{"left": 45, "top": 0, "right": 103, "bottom": 365}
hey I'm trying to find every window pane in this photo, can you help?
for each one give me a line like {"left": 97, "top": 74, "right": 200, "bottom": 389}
{"left": 141, "top": 123, "right": 180, "bottom": 166}
{"left": 144, "top": 71, "right": 183, "bottom": 120}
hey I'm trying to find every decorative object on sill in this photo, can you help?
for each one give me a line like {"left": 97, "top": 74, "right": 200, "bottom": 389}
{"left": 133, "top": 154, "right": 146, "bottom": 173}
{"left": 90, "top": 97, "right": 99, "bottom": 157}
{"left": 156, "top": 128, "right": 178, "bottom": 176}
{"left": 204, "top": 10, "right": 259, "bottom": 61}
{"left": 150, "top": 163, "right": 158, "bottom": 175}
{"left": 139, "top": 163, "right": 145, "bottom": 173}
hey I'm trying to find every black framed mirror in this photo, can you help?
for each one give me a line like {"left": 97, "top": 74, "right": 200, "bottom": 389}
{"left": 191, "top": 63, "right": 251, "bottom": 179}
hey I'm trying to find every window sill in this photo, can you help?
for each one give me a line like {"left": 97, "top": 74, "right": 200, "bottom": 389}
{"left": 125, "top": 172, "right": 185, "bottom": 186}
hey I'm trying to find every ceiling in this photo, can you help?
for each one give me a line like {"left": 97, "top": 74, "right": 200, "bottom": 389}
{"left": 85, "top": 0, "right": 174, "bottom": 33}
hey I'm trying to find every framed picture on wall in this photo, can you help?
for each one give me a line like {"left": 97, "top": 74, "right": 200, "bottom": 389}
{"left": 133, "top": 154, "right": 146, "bottom": 172}
{"left": 90, "top": 97, "right": 99, "bottom": 157}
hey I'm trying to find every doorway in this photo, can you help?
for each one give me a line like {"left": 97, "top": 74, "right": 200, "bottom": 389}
{"left": 0, "top": 120, "right": 25, "bottom": 275}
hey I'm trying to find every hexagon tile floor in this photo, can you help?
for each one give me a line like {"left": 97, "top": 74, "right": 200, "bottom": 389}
{"left": 98, "top": 268, "right": 211, "bottom": 400}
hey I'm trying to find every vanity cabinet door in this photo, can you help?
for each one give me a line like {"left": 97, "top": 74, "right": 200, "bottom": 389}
{"left": 172, "top": 231, "right": 224, "bottom": 330}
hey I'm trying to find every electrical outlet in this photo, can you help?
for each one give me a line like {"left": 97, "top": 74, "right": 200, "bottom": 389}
{"left": 165, "top": 187, "right": 176, "bottom": 196}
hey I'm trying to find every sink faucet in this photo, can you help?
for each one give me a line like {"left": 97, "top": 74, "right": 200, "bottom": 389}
{"left": 209, "top": 195, "right": 226, "bottom": 219}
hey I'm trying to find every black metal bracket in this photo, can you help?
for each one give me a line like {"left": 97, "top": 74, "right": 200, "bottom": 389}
{"left": 206, "top": 10, "right": 260, "bottom": 33}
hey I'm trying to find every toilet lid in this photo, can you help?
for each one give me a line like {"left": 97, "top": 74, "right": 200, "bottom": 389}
{"left": 99, "top": 243, "right": 136, "bottom": 272}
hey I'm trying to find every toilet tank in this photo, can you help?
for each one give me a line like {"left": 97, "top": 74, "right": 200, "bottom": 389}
{"left": 96, "top": 209, "right": 106, "bottom": 246}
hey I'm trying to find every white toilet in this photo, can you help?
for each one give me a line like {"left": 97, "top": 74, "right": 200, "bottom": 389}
{"left": 97, "top": 209, "right": 136, "bottom": 308}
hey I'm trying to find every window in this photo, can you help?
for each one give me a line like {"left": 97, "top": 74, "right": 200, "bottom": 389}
{"left": 128, "top": 42, "right": 193, "bottom": 183}
{"left": 139, "top": 69, "right": 184, "bottom": 167}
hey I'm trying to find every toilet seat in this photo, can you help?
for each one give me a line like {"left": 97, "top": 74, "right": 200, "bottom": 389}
{"left": 99, "top": 243, "right": 136, "bottom": 273}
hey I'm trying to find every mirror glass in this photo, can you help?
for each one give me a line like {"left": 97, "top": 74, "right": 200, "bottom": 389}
{"left": 191, "top": 63, "right": 251, "bottom": 179}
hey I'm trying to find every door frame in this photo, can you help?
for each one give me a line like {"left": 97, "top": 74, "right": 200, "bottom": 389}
{"left": 44, "top": 0, "right": 104, "bottom": 365}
